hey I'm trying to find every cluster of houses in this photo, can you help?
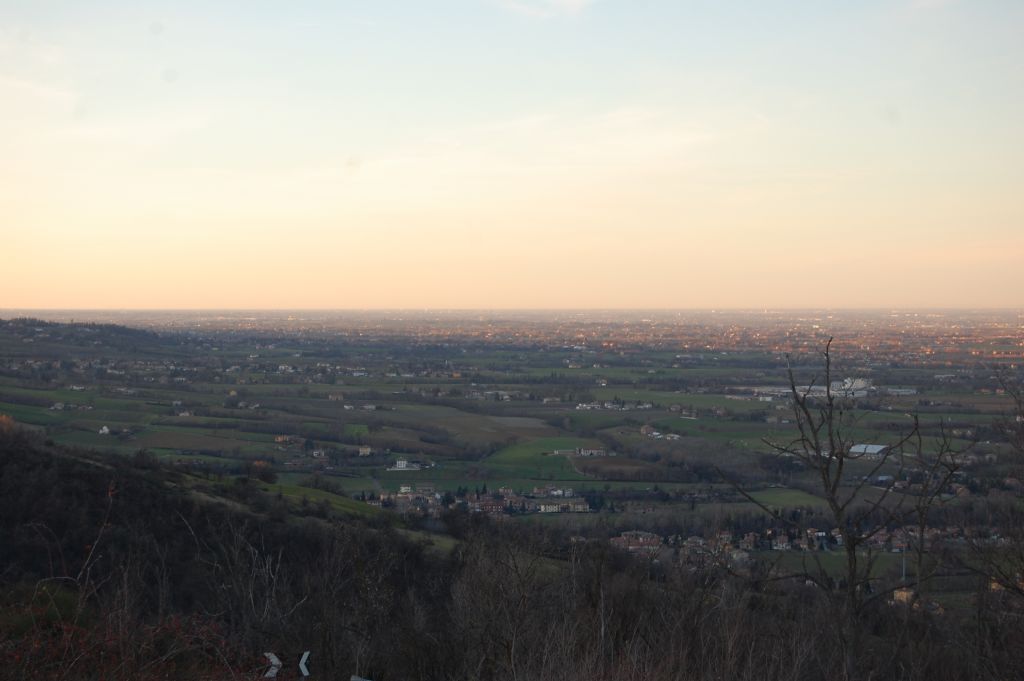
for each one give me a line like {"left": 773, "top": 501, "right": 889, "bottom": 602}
{"left": 552, "top": 447, "right": 614, "bottom": 458}
{"left": 465, "top": 390, "right": 522, "bottom": 401}
{"left": 0, "top": 345, "right": 486, "bottom": 396}
{"left": 522, "top": 486, "right": 592, "bottom": 513}
{"left": 272, "top": 435, "right": 376, "bottom": 460}
{"left": 639, "top": 425, "right": 682, "bottom": 441}
{"left": 465, "top": 491, "right": 591, "bottom": 515}
{"left": 386, "top": 458, "right": 433, "bottom": 472}
{"left": 49, "top": 402, "right": 93, "bottom": 412}
{"left": 365, "top": 484, "right": 443, "bottom": 515}
{"left": 576, "top": 401, "right": 655, "bottom": 411}
{"left": 733, "top": 379, "right": 918, "bottom": 402}
{"left": 366, "top": 483, "right": 593, "bottom": 517}
{"left": 605, "top": 531, "right": 750, "bottom": 569}
{"left": 607, "top": 523, "right": 974, "bottom": 569}
{"left": 97, "top": 425, "right": 134, "bottom": 438}
{"left": 610, "top": 530, "right": 662, "bottom": 553}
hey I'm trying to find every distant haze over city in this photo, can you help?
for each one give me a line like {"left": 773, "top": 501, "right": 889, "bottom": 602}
{"left": 2, "top": 309, "right": 1020, "bottom": 358}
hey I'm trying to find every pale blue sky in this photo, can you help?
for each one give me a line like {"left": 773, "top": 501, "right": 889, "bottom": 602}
{"left": 2, "top": 1, "right": 1022, "bottom": 308}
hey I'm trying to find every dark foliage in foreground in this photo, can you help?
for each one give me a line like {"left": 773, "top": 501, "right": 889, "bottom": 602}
{"left": 1, "top": 422, "right": 1023, "bottom": 681}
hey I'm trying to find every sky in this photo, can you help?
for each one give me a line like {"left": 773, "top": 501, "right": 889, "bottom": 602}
{"left": 1, "top": 0, "right": 1023, "bottom": 309}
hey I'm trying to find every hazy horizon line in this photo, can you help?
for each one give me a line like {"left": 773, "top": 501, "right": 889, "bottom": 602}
{"left": 3, "top": 307, "right": 1022, "bottom": 314}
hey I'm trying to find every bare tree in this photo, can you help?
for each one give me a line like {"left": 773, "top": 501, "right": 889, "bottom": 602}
{"left": 725, "top": 339, "right": 960, "bottom": 680}
{"left": 995, "top": 369, "right": 1024, "bottom": 456}
{"left": 962, "top": 368, "right": 1024, "bottom": 600}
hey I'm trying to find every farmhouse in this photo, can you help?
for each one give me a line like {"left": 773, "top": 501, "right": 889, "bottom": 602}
{"left": 387, "top": 458, "right": 430, "bottom": 471}
{"left": 849, "top": 444, "right": 890, "bottom": 460}
{"left": 470, "top": 498, "right": 506, "bottom": 515}
{"left": 535, "top": 499, "right": 590, "bottom": 513}
{"left": 532, "top": 485, "right": 574, "bottom": 498}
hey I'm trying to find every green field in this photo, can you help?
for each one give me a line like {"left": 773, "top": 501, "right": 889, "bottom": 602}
{"left": 257, "top": 482, "right": 380, "bottom": 517}
{"left": 1, "top": 315, "right": 1016, "bottom": 550}
{"left": 483, "top": 437, "right": 600, "bottom": 480}
{"left": 749, "top": 488, "right": 827, "bottom": 509}
{"left": 767, "top": 550, "right": 907, "bottom": 579}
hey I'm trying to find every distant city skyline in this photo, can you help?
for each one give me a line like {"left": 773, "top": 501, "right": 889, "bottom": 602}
{"left": 2, "top": 1, "right": 1023, "bottom": 309}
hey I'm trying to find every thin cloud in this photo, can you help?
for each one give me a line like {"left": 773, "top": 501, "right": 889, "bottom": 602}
{"left": 496, "top": 0, "right": 596, "bottom": 18}
{"left": 0, "top": 27, "right": 68, "bottom": 66}
{"left": 911, "top": 0, "right": 956, "bottom": 9}
{"left": 57, "top": 109, "right": 213, "bottom": 148}
{"left": 0, "top": 74, "right": 75, "bottom": 105}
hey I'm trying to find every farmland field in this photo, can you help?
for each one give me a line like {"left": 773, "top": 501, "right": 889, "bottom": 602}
{"left": 1, "top": 312, "right": 1018, "bottom": 567}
